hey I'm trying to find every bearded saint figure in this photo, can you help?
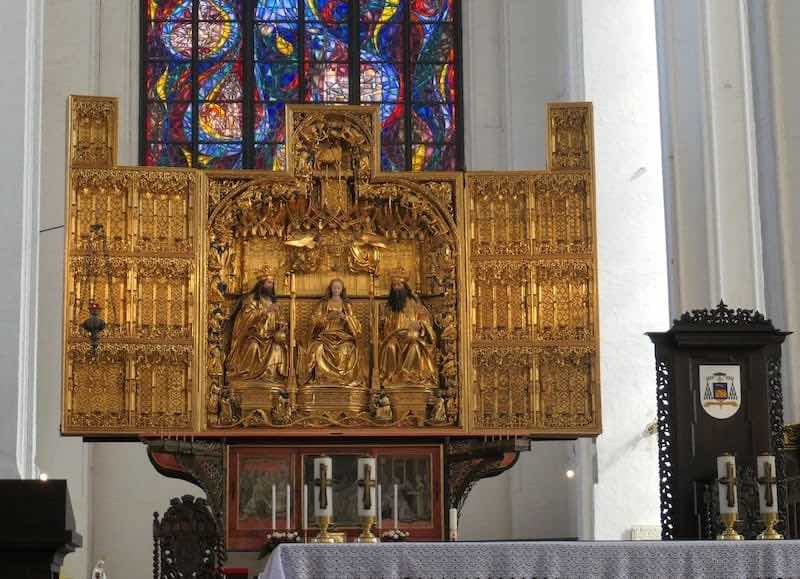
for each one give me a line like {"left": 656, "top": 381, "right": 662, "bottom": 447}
{"left": 226, "top": 276, "right": 288, "bottom": 383}
{"left": 379, "top": 272, "right": 437, "bottom": 388}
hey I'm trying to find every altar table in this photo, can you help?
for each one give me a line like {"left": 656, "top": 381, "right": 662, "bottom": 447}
{"left": 259, "top": 540, "right": 800, "bottom": 579}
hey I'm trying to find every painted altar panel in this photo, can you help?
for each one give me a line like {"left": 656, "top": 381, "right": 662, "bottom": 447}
{"left": 226, "top": 444, "right": 443, "bottom": 550}
{"left": 62, "top": 96, "right": 599, "bottom": 438}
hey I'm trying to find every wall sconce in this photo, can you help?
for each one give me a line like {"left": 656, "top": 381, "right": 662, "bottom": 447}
{"left": 80, "top": 223, "right": 113, "bottom": 353}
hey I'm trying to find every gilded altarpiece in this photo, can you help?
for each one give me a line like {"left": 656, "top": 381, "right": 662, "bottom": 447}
{"left": 62, "top": 96, "right": 599, "bottom": 438}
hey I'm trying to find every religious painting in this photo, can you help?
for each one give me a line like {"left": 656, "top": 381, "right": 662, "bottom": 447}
{"left": 698, "top": 365, "right": 742, "bottom": 420}
{"left": 227, "top": 444, "right": 442, "bottom": 550}
{"left": 227, "top": 447, "right": 296, "bottom": 550}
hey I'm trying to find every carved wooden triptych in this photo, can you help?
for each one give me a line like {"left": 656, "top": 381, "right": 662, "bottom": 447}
{"left": 62, "top": 96, "right": 599, "bottom": 438}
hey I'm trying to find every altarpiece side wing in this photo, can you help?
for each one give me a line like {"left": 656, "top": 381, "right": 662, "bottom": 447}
{"left": 62, "top": 96, "right": 599, "bottom": 438}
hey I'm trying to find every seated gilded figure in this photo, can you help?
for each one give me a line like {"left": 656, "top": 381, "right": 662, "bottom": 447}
{"left": 379, "top": 271, "right": 437, "bottom": 388}
{"left": 299, "top": 278, "right": 365, "bottom": 387}
{"left": 226, "top": 275, "right": 288, "bottom": 383}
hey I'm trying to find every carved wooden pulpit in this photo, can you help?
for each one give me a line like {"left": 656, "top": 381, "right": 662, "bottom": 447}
{"left": 62, "top": 96, "right": 599, "bottom": 545}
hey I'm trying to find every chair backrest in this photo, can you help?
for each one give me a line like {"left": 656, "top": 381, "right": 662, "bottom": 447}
{"left": 153, "top": 494, "right": 225, "bottom": 579}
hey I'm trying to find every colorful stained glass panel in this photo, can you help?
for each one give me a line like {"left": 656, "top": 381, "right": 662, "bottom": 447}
{"left": 411, "top": 63, "right": 454, "bottom": 102}
{"left": 304, "top": 63, "right": 349, "bottom": 101}
{"left": 145, "top": 102, "right": 193, "bottom": 142}
{"left": 147, "top": 21, "right": 193, "bottom": 60}
{"left": 360, "top": 63, "right": 402, "bottom": 102}
{"left": 254, "top": 143, "right": 286, "bottom": 170}
{"left": 412, "top": 102, "right": 454, "bottom": 143}
{"left": 254, "top": 61, "right": 300, "bottom": 101}
{"left": 198, "top": 20, "right": 242, "bottom": 60}
{"left": 198, "top": 61, "right": 244, "bottom": 100}
{"left": 146, "top": 62, "right": 192, "bottom": 101}
{"left": 197, "top": 142, "right": 243, "bottom": 168}
{"left": 254, "top": 102, "right": 287, "bottom": 141}
{"left": 410, "top": 0, "right": 453, "bottom": 22}
{"left": 145, "top": 143, "right": 192, "bottom": 166}
{"left": 305, "top": 22, "right": 349, "bottom": 61}
{"left": 147, "top": 0, "right": 192, "bottom": 21}
{"left": 379, "top": 102, "right": 405, "bottom": 141}
{"left": 198, "top": 102, "right": 243, "bottom": 141}
{"left": 360, "top": 0, "right": 405, "bottom": 23}
{"left": 305, "top": 0, "right": 350, "bottom": 22}
{"left": 381, "top": 141, "right": 405, "bottom": 171}
{"left": 359, "top": 21, "right": 403, "bottom": 61}
{"left": 198, "top": 0, "right": 243, "bottom": 20}
{"left": 254, "top": 21, "right": 298, "bottom": 60}
{"left": 410, "top": 23, "right": 453, "bottom": 62}
{"left": 256, "top": 0, "right": 299, "bottom": 20}
{"left": 411, "top": 142, "right": 454, "bottom": 170}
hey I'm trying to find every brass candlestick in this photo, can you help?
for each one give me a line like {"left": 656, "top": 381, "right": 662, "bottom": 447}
{"left": 717, "top": 512, "right": 743, "bottom": 540}
{"left": 757, "top": 512, "right": 783, "bottom": 540}
{"left": 355, "top": 515, "right": 378, "bottom": 543}
{"left": 311, "top": 515, "right": 336, "bottom": 543}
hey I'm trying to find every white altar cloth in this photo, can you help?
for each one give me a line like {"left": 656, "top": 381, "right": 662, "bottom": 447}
{"left": 259, "top": 540, "right": 800, "bottom": 579}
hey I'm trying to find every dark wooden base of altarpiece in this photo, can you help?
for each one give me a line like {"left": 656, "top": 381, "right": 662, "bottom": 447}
{"left": 145, "top": 436, "right": 530, "bottom": 548}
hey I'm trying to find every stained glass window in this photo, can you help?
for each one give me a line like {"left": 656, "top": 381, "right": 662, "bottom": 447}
{"left": 142, "top": 0, "right": 462, "bottom": 171}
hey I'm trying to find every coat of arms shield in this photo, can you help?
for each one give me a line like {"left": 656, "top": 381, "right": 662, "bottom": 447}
{"left": 698, "top": 365, "right": 741, "bottom": 420}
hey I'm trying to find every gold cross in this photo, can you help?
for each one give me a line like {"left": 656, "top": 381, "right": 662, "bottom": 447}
{"left": 357, "top": 463, "right": 377, "bottom": 510}
{"left": 718, "top": 461, "right": 737, "bottom": 508}
{"left": 757, "top": 462, "right": 777, "bottom": 508}
{"left": 314, "top": 462, "right": 331, "bottom": 510}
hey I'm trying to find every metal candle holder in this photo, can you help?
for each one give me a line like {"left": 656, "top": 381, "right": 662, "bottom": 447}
{"left": 757, "top": 512, "right": 783, "bottom": 540}
{"left": 355, "top": 515, "right": 378, "bottom": 543}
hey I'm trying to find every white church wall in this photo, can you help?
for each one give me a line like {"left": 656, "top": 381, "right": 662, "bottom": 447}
{"left": 582, "top": 0, "right": 668, "bottom": 539}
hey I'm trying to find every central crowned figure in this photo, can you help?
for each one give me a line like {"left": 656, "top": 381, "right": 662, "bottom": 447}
{"left": 299, "top": 278, "right": 366, "bottom": 387}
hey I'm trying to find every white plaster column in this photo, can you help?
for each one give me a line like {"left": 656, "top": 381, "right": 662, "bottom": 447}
{"left": 582, "top": 0, "right": 668, "bottom": 539}
{"left": 0, "top": 0, "right": 43, "bottom": 480}
{"left": 656, "top": 0, "right": 765, "bottom": 315}
{"left": 758, "top": 0, "right": 800, "bottom": 422}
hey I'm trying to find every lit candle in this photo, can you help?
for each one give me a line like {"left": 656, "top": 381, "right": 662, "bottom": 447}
{"left": 757, "top": 453, "right": 778, "bottom": 514}
{"left": 313, "top": 456, "right": 333, "bottom": 518}
{"left": 357, "top": 458, "right": 378, "bottom": 518}
{"left": 717, "top": 454, "right": 738, "bottom": 515}
{"left": 377, "top": 484, "right": 382, "bottom": 530}
{"left": 303, "top": 483, "right": 308, "bottom": 531}
{"left": 449, "top": 508, "right": 458, "bottom": 541}
{"left": 286, "top": 484, "right": 292, "bottom": 529}
{"left": 272, "top": 484, "right": 277, "bottom": 529}
{"left": 393, "top": 483, "right": 399, "bottom": 529}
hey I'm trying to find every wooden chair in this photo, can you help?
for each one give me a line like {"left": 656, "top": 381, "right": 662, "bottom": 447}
{"left": 153, "top": 495, "right": 225, "bottom": 579}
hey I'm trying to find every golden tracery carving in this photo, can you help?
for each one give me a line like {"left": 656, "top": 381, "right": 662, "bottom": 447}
{"left": 62, "top": 97, "right": 598, "bottom": 438}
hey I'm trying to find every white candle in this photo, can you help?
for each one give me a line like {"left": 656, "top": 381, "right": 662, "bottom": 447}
{"left": 717, "top": 454, "right": 737, "bottom": 515}
{"left": 393, "top": 483, "right": 399, "bottom": 529}
{"left": 757, "top": 454, "right": 778, "bottom": 514}
{"left": 302, "top": 483, "right": 308, "bottom": 531}
{"left": 449, "top": 508, "right": 458, "bottom": 541}
{"left": 313, "top": 456, "right": 333, "bottom": 517}
{"left": 357, "top": 457, "right": 377, "bottom": 517}
{"left": 272, "top": 484, "right": 277, "bottom": 529}
{"left": 286, "top": 484, "right": 292, "bottom": 529}
{"left": 377, "top": 484, "right": 382, "bottom": 530}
